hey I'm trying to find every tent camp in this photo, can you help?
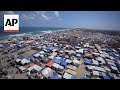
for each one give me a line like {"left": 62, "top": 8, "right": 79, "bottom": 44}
{"left": 18, "top": 66, "right": 26, "bottom": 72}
{"left": 92, "top": 71, "right": 100, "bottom": 77}
{"left": 94, "top": 66, "right": 106, "bottom": 73}
{"left": 34, "top": 53, "right": 40, "bottom": 58}
{"left": 92, "top": 60, "right": 99, "bottom": 66}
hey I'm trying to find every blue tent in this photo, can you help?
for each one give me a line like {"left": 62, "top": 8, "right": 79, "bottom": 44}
{"left": 19, "top": 54, "right": 24, "bottom": 59}
{"left": 103, "top": 76, "right": 110, "bottom": 79}
{"left": 71, "top": 75, "right": 76, "bottom": 79}
{"left": 85, "top": 60, "right": 91, "bottom": 65}
{"left": 27, "top": 55, "right": 34, "bottom": 61}
{"left": 52, "top": 57, "right": 61, "bottom": 64}
{"left": 61, "top": 61, "right": 67, "bottom": 67}
{"left": 46, "top": 47, "right": 54, "bottom": 51}
{"left": 51, "top": 73, "right": 60, "bottom": 79}
{"left": 60, "top": 58, "right": 65, "bottom": 62}
{"left": 81, "top": 77, "right": 90, "bottom": 79}
{"left": 113, "top": 56, "right": 120, "bottom": 61}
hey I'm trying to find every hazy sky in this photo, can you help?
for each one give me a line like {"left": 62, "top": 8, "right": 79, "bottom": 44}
{"left": 0, "top": 11, "right": 120, "bottom": 30}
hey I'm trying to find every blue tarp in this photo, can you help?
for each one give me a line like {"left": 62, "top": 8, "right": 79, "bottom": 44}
{"left": 19, "top": 54, "right": 24, "bottom": 59}
{"left": 27, "top": 55, "right": 34, "bottom": 61}
{"left": 85, "top": 60, "right": 92, "bottom": 65}
{"left": 61, "top": 61, "right": 67, "bottom": 67}
{"left": 17, "top": 44, "right": 24, "bottom": 48}
{"left": 51, "top": 57, "right": 61, "bottom": 64}
{"left": 81, "top": 77, "right": 90, "bottom": 79}
{"left": 60, "top": 58, "right": 65, "bottom": 62}
{"left": 103, "top": 76, "right": 110, "bottom": 79}
{"left": 46, "top": 47, "right": 54, "bottom": 51}
{"left": 113, "top": 56, "right": 120, "bottom": 61}
{"left": 51, "top": 73, "right": 60, "bottom": 79}
{"left": 71, "top": 75, "right": 76, "bottom": 79}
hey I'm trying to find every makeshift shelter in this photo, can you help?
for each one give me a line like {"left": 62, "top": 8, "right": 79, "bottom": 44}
{"left": 42, "top": 67, "right": 54, "bottom": 78}
{"left": 61, "top": 61, "right": 67, "bottom": 67}
{"left": 63, "top": 72, "right": 72, "bottom": 79}
{"left": 34, "top": 53, "right": 40, "bottom": 58}
{"left": 50, "top": 73, "right": 61, "bottom": 79}
{"left": 65, "top": 69, "right": 76, "bottom": 75}
{"left": 20, "top": 58, "right": 30, "bottom": 65}
{"left": 39, "top": 51, "right": 45, "bottom": 55}
{"left": 18, "top": 66, "right": 26, "bottom": 72}
{"left": 66, "top": 65, "right": 77, "bottom": 71}
{"left": 27, "top": 55, "right": 34, "bottom": 61}
{"left": 33, "top": 65, "right": 42, "bottom": 72}
{"left": 52, "top": 57, "right": 61, "bottom": 64}
{"left": 16, "top": 59, "right": 21, "bottom": 63}
{"left": 113, "top": 56, "right": 120, "bottom": 61}
{"left": 65, "top": 59, "right": 72, "bottom": 64}
{"left": 86, "top": 65, "right": 95, "bottom": 71}
{"left": 46, "top": 61, "right": 54, "bottom": 67}
{"left": 103, "top": 76, "right": 110, "bottom": 79}
{"left": 52, "top": 63, "right": 64, "bottom": 70}
{"left": 92, "top": 71, "right": 100, "bottom": 77}
{"left": 46, "top": 47, "right": 54, "bottom": 51}
{"left": 92, "top": 60, "right": 99, "bottom": 66}
{"left": 71, "top": 75, "right": 76, "bottom": 79}
{"left": 85, "top": 60, "right": 92, "bottom": 65}
{"left": 111, "top": 66, "right": 118, "bottom": 71}
{"left": 94, "top": 66, "right": 106, "bottom": 73}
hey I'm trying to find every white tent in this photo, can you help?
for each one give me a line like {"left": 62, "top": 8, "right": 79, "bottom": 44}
{"left": 86, "top": 65, "right": 95, "bottom": 70}
{"left": 42, "top": 67, "right": 53, "bottom": 78}
{"left": 39, "top": 51, "right": 45, "bottom": 54}
{"left": 66, "top": 65, "right": 77, "bottom": 71}
{"left": 107, "top": 62, "right": 116, "bottom": 66}
{"left": 63, "top": 72, "right": 72, "bottom": 79}
{"left": 16, "top": 59, "right": 21, "bottom": 62}
{"left": 21, "top": 58, "right": 30, "bottom": 65}
{"left": 94, "top": 66, "right": 106, "bottom": 73}
{"left": 92, "top": 71, "right": 99, "bottom": 76}
{"left": 34, "top": 53, "right": 40, "bottom": 57}
{"left": 33, "top": 65, "right": 42, "bottom": 72}
{"left": 18, "top": 66, "right": 26, "bottom": 71}
{"left": 65, "top": 59, "right": 72, "bottom": 63}
{"left": 92, "top": 60, "right": 99, "bottom": 65}
{"left": 111, "top": 66, "right": 118, "bottom": 71}
{"left": 73, "top": 59, "right": 80, "bottom": 65}
{"left": 52, "top": 63, "right": 64, "bottom": 70}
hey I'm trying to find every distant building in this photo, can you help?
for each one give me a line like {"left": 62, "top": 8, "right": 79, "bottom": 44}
{"left": 70, "top": 34, "right": 78, "bottom": 45}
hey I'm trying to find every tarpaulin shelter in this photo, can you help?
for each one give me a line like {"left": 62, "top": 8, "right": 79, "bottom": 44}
{"left": 103, "top": 76, "right": 110, "bottom": 79}
{"left": 113, "top": 56, "right": 120, "bottom": 61}
{"left": 65, "top": 69, "right": 76, "bottom": 75}
{"left": 50, "top": 73, "right": 61, "bottom": 79}
{"left": 61, "top": 61, "right": 67, "bottom": 67}
{"left": 46, "top": 47, "right": 54, "bottom": 51}
{"left": 85, "top": 60, "right": 92, "bottom": 65}
{"left": 27, "top": 55, "right": 34, "bottom": 61}
{"left": 46, "top": 61, "right": 54, "bottom": 67}
{"left": 71, "top": 75, "right": 76, "bottom": 79}
{"left": 52, "top": 57, "right": 61, "bottom": 64}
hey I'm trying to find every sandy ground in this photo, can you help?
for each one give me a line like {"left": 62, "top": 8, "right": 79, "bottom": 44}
{"left": 24, "top": 50, "right": 37, "bottom": 58}
{"left": 76, "top": 58, "right": 90, "bottom": 79}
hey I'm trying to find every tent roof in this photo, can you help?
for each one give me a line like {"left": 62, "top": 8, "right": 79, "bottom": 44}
{"left": 103, "top": 76, "right": 110, "bottom": 79}
{"left": 85, "top": 60, "right": 92, "bottom": 65}
{"left": 46, "top": 61, "right": 54, "bottom": 67}
{"left": 52, "top": 57, "right": 61, "bottom": 64}
{"left": 65, "top": 69, "right": 76, "bottom": 75}
{"left": 51, "top": 73, "right": 61, "bottom": 79}
{"left": 61, "top": 61, "right": 67, "bottom": 67}
{"left": 92, "top": 71, "right": 99, "bottom": 76}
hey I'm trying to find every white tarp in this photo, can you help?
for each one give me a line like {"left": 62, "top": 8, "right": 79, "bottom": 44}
{"left": 42, "top": 67, "right": 53, "bottom": 78}
{"left": 92, "top": 60, "right": 99, "bottom": 65}
{"left": 33, "top": 65, "right": 42, "bottom": 72}
{"left": 87, "top": 65, "right": 95, "bottom": 70}
{"left": 19, "top": 66, "right": 26, "bottom": 71}
{"left": 66, "top": 65, "right": 77, "bottom": 71}
{"left": 94, "top": 66, "right": 106, "bottom": 72}
{"left": 16, "top": 59, "right": 21, "bottom": 62}
{"left": 111, "top": 66, "right": 118, "bottom": 71}
{"left": 63, "top": 72, "right": 72, "bottom": 79}
{"left": 73, "top": 59, "right": 80, "bottom": 64}
{"left": 107, "top": 62, "right": 116, "bottom": 66}
{"left": 34, "top": 53, "right": 40, "bottom": 57}
{"left": 66, "top": 59, "right": 72, "bottom": 63}
{"left": 53, "top": 63, "right": 64, "bottom": 70}
{"left": 21, "top": 58, "right": 30, "bottom": 65}
{"left": 92, "top": 71, "right": 99, "bottom": 76}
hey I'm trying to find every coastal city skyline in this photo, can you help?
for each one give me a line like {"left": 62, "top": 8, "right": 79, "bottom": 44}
{"left": 0, "top": 11, "right": 120, "bottom": 30}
